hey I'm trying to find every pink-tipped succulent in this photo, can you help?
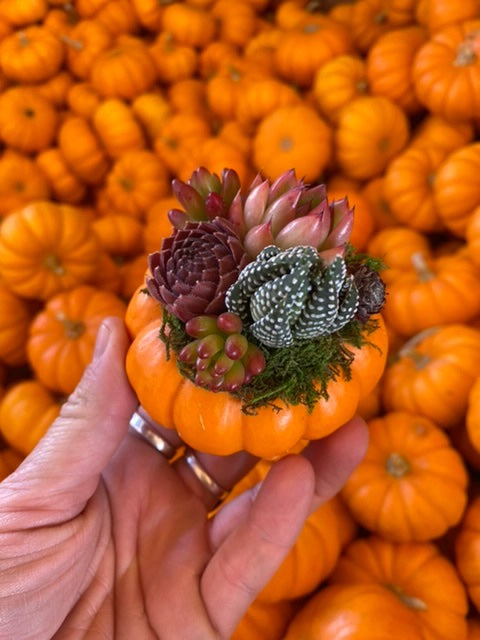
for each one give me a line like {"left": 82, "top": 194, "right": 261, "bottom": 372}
{"left": 178, "top": 312, "right": 266, "bottom": 392}
{"left": 169, "top": 167, "right": 354, "bottom": 261}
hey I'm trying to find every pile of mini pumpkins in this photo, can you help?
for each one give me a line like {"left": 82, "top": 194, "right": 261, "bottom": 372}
{"left": 1, "top": 0, "right": 480, "bottom": 637}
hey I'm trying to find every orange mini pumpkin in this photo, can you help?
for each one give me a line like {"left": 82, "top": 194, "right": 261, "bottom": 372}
{"left": 341, "top": 411, "right": 469, "bottom": 542}
{"left": 334, "top": 95, "right": 410, "bottom": 180}
{"left": 381, "top": 324, "right": 480, "bottom": 428}
{"left": 0, "top": 279, "right": 33, "bottom": 366}
{"left": 27, "top": 284, "right": 126, "bottom": 395}
{"left": 0, "top": 25, "right": 64, "bottom": 83}
{"left": 0, "top": 379, "right": 61, "bottom": 455}
{"left": 252, "top": 104, "right": 332, "bottom": 182}
{"left": 456, "top": 496, "right": 480, "bottom": 616}
{"left": 412, "top": 20, "right": 480, "bottom": 123}
{"left": 0, "top": 85, "right": 59, "bottom": 154}
{"left": 283, "top": 583, "right": 424, "bottom": 640}
{"left": 89, "top": 35, "right": 157, "bottom": 100}
{"left": 0, "top": 201, "right": 101, "bottom": 300}
{"left": 381, "top": 251, "right": 480, "bottom": 337}
{"left": 330, "top": 534, "right": 469, "bottom": 640}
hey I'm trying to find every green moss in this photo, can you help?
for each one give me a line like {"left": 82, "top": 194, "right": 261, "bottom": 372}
{"left": 159, "top": 309, "right": 379, "bottom": 414}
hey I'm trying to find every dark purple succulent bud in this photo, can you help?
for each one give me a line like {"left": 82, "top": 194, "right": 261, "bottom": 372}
{"left": 350, "top": 263, "right": 386, "bottom": 323}
{"left": 146, "top": 218, "right": 248, "bottom": 323}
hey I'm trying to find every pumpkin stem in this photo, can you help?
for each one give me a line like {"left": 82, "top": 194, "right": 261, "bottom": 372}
{"left": 44, "top": 253, "right": 66, "bottom": 276}
{"left": 56, "top": 312, "right": 86, "bottom": 340}
{"left": 303, "top": 22, "right": 321, "bottom": 34}
{"left": 386, "top": 452, "right": 410, "bottom": 478}
{"left": 454, "top": 36, "right": 478, "bottom": 67}
{"left": 411, "top": 251, "right": 434, "bottom": 282}
{"left": 374, "top": 10, "right": 388, "bottom": 25}
{"left": 397, "top": 326, "right": 437, "bottom": 369}
{"left": 280, "top": 136, "right": 293, "bottom": 151}
{"left": 356, "top": 78, "right": 369, "bottom": 94}
{"left": 60, "top": 34, "right": 84, "bottom": 52}
{"left": 18, "top": 31, "right": 29, "bottom": 47}
{"left": 385, "top": 584, "right": 428, "bottom": 611}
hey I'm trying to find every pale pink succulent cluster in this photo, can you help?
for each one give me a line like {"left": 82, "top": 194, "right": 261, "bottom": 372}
{"left": 168, "top": 168, "right": 354, "bottom": 261}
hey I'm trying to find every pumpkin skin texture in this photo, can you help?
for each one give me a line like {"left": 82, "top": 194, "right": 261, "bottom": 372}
{"left": 283, "top": 582, "right": 424, "bottom": 640}
{"left": 0, "top": 201, "right": 101, "bottom": 301}
{"left": 366, "top": 25, "right": 427, "bottom": 115}
{"left": 367, "top": 226, "right": 430, "bottom": 284}
{"left": 381, "top": 324, "right": 480, "bottom": 429}
{"left": 232, "top": 597, "right": 296, "bottom": 640}
{"left": 382, "top": 144, "right": 448, "bottom": 233}
{"left": 455, "top": 496, "right": 480, "bottom": 614}
{"left": 0, "top": 380, "right": 61, "bottom": 455}
{"left": 412, "top": 21, "right": 480, "bottom": 123}
{"left": 0, "top": 447, "right": 24, "bottom": 482}
{"left": 433, "top": 142, "right": 480, "bottom": 238}
{"left": 0, "top": 85, "right": 59, "bottom": 154}
{"left": 0, "top": 151, "right": 51, "bottom": 218}
{"left": 89, "top": 36, "right": 158, "bottom": 100}
{"left": 381, "top": 251, "right": 480, "bottom": 337}
{"left": 273, "top": 14, "right": 354, "bottom": 88}
{"left": 36, "top": 148, "right": 87, "bottom": 205}
{"left": 411, "top": 114, "right": 474, "bottom": 153}
{"left": 466, "top": 376, "right": 480, "bottom": 456}
{"left": 341, "top": 411, "right": 469, "bottom": 542}
{"left": 334, "top": 95, "right": 410, "bottom": 180}
{"left": 0, "top": 280, "right": 32, "bottom": 366}
{"left": 125, "top": 318, "right": 385, "bottom": 458}
{"left": 27, "top": 285, "right": 126, "bottom": 395}
{"left": 312, "top": 54, "right": 369, "bottom": 125}
{"left": 330, "top": 535, "right": 469, "bottom": 640}
{"left": 252, "top": 104, "right": 332, "bottom": 182}
{"left": 0, "top": 25, "right": 64, "bottom": 83}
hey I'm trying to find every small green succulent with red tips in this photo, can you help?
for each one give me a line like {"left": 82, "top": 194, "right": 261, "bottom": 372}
{"left": 147, "top": 167, "right": 385, "bottom": 410}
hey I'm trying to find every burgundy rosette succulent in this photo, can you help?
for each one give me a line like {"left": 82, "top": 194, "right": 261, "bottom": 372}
{"left": 147, "top": 218, "right": 248, "bottom": 323}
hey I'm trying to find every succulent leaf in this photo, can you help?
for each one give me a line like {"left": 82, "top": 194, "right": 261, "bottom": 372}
{"left": 226, "top": 246, "right": 360, "bottom": 348}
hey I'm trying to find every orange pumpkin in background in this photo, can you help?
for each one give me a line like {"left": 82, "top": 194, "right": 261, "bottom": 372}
{"left": 0, "top": 201, "right": 101, "bottom": 301}
{"left": 0, "top": 379, "right": 61, "bottom": 455}
{"left": 341, "top": 411, "right": 469, "bottom": 542}
{"left": 0, "top": 279, "right": 33, "bottom": 366}
{"left": 283, "top": 582, "right": 424, "bottom": 640}
{"left": 381, "top": 251, "right": 480, "bottom": 337}
{"left": 330, "top": 534, "right": 469, "bottom": 640}
{"left": 412, "top": 20, "right": 480, "bottom": 123}
{"left": 334, "top": 95, "right": 410, "bottom": 180}
{"left": 252, "top": 104, "right": 332, "bottom": 182}
{"left": 456, "top": 496, "right": 480, "bottom": 614}
{"left": 27, "top": 284, "right": 126, "bottom": 394}
{"left": 381, "top": 324, "right": 480, "bottom": 428}
{"left": 0, "top": 447, "right": 24, "bottom": 482}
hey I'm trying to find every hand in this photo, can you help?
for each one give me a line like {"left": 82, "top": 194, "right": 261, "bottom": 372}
{"left": 0, "top": 317, "right": 368, "bottom": 640}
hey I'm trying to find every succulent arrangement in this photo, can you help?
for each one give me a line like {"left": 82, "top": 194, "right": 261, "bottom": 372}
{"left": 146, "top": 167, "right": 385, "bottom": 412}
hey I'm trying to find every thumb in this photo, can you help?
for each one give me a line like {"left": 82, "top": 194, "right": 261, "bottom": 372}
{"left": 3, "top": 316, "right": 137, "bottom": 516}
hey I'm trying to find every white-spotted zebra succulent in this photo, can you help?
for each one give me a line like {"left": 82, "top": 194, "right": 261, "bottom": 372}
{"left": 225, "top": 245, "right": 360, "bottom": 348}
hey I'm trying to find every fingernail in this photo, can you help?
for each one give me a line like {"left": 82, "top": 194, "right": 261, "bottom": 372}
{"left": 93, "top": 321, "right": 111, "bottom": 361}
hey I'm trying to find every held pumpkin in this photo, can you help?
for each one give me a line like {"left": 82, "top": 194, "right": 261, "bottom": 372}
{"left": 125, "top": 315, "right": 387, "bottom": 458}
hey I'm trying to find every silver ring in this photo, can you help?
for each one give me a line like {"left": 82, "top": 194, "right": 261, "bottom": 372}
{"left": 129, "top": 410, "right": 177, "bottom": 460}
{"left": 183, "top": 448, "right": 229, "bottom": 501}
